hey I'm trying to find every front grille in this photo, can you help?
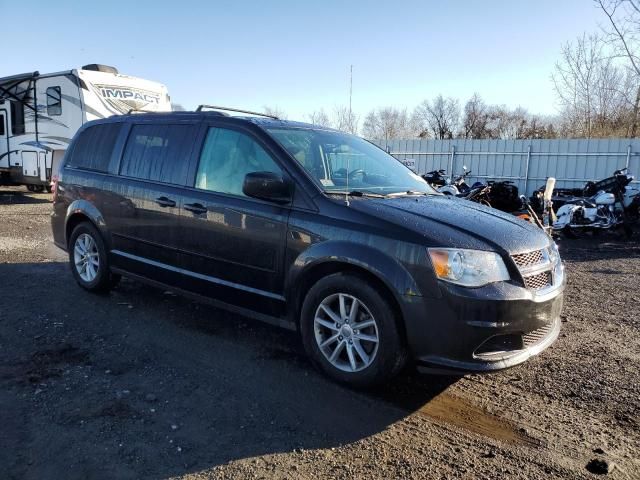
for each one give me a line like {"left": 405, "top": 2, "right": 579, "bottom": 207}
{"left": 512, "top": 248, "right": 557, "bottom": 292}
{"left": 512, "top": 249, "right": 544, "bottom": 268}
{"left": 522, "top": 323, "right": 553, "bottom": 347}
{"left": 523, "top": 271, "right": 552, "bottom": 290}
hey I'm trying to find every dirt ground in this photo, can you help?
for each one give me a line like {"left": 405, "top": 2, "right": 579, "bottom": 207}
{"left": 0, "top": 186, "right": 638, "bottom": 480}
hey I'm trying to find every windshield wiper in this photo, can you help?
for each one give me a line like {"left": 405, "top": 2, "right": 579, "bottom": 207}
{"left": 385, "top": 190, "right": 434, "bottom": 197}
{"left": 328, "top": 190, "right": 387, "bottom": 198}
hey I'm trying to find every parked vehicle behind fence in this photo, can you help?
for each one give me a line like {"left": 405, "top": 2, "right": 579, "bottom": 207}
{"left": 546, "top": 168, "right": 638, "bottom": 238}
{"left": 51, "top": 107, "right": 565, "bottom": 387}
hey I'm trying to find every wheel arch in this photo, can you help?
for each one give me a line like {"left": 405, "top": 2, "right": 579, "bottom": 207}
{"left": 287, "top": 242, "right": 422, "bottom": 340}
{"left": 64, "top": 200, "right": 108, "bottom": 248}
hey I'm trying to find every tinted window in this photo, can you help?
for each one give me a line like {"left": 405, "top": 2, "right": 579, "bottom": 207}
{"left": 46, "top": 87, "right": 62, "bottom": 116}
{"left": 195, "top": 128, "right": 282, "bottom": 196}
{"left": 67, "top": 123, "right": 121, "bottom": 172}
{"left": 120, "top": 124, "right": 195, "bottom": 185}
{"left": 0, "top": 114, "right": 4, "bottom": 136}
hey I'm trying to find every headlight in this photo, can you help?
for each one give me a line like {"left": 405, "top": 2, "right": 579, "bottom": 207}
{"left": 428, "top": 248, "right": 510, "bottom": 287}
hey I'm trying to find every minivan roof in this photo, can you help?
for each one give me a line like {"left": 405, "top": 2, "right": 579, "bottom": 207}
{"left": 85, "top": 110, "right": 337, "bottom": 132}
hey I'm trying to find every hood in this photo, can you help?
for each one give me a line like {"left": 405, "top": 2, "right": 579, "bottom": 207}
{"left": 349, "top": 195, "right": 550, "bottom": 254}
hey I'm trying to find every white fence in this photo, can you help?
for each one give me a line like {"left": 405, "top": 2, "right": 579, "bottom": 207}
{"left": 374, "top": 138, "right": 640, "bottom": 195}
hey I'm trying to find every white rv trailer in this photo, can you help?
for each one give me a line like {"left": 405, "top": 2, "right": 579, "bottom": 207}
{"left": 0, "top": 64, "right": 171, "bottom": 191}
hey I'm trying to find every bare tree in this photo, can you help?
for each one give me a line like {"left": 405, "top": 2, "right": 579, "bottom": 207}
{"left": 262, "top": 105, "right": 287, "bottom": 119}
{"left": 307, "top": 109, "right": 332, "bottom": 128}
{"left": 171, "top": 103, "right": 186, "bottom": 111}
{"left": 596, "top": 0, "right": 640, "bottom": 135}
{"left": 461, "top": 93, "right": 490, "bottom": 138}
{"left": 414, "top": 95, "right": 460, "bottom": 139}
{"left": 552, "top": 33, "right": 632, "bottom": 137}
{"left": 332, "top": 105, "right": 359, "bottom": 134}
{"left": 361, "top": 107, "right": 419, "bottom": 141}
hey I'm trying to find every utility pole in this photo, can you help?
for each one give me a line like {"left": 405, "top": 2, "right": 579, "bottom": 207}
{"left": 349, "top": 65, "right": 353, "bottom": 132}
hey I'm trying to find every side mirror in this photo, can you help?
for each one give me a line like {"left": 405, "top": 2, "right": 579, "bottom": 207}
{"left": 243, "top": 171, "right": 292, "bottom": 204}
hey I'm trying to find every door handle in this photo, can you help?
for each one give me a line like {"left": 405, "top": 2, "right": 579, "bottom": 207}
{"left": 184, "top": 202, "right": 208, "bottom": 215}
{"left": 155, "top": 196, "right": 176, "bottom": 208}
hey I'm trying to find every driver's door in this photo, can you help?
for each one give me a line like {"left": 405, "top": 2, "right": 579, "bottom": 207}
{"left": 176, "top": 123, "right": 291, "bottom": 315}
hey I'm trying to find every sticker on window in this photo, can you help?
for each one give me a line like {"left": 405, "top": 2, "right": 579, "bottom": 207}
{"left": 320, "top": 179, "right": 335, "bottom": 187}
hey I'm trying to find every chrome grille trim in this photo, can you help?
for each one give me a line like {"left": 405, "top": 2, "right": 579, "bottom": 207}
{"left": 512, "top": 250, "right": 544, "bottom": 268}
{"left": 524, "top": 271, "right": 552, "bottom": 290}
{"left": 512, "top": 247, "right": 555, "bottom": 291}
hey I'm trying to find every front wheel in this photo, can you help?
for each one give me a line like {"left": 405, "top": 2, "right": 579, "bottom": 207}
{"left": 68, "top": 222, "right": 119, "bottom": 293}
{"left": 300, "top": 273, "right": 406, "bottom": 388}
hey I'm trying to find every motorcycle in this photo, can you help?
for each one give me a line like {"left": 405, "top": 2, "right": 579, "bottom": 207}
{"left": 514, "top": 178, "right": 556, "bottom": 237}
{"left": 428, "top": 165, "right": 474, "bottom": 196}
{"left": 421, "top": 169, "right": 448, "bottom": 188}
{"left": 422, "top": 168, "right": 556, "bottom": 236}
{"left": 552, "top": 168, "right": 636, "bottom": 238}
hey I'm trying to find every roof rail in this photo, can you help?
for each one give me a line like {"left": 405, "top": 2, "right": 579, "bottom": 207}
{"left": 126, "top": 108, "right": 163, "bottom": 114}
{"left": 196, "top": 104, "right": 279, "bottom": 119}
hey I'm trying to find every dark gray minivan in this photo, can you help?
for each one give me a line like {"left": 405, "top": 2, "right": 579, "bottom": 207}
{"left": 51, "top": 107, "right": 565, "bottom": 387}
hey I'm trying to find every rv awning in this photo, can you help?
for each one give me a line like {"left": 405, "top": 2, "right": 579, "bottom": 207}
{"left": 0, "top": 71, "right": 39, "bottom": 110}
{"left": 0, "top": 71, "right": 39, "bottom": 87}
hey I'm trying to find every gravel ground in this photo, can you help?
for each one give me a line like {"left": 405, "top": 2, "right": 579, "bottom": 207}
{"left": 0, "top": 186, "right": 638, "bottom": 480}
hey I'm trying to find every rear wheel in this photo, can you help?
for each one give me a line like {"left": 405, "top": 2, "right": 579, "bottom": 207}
{"left": 68, "top": 222, "right": 119, "bottom": 293}
{"left": 300, "top": 273, "right": 406, "bottom": 387}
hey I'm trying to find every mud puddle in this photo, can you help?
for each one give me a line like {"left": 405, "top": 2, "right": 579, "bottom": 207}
{"left": 416, "top": 391, "right": 540, "bottom": 447}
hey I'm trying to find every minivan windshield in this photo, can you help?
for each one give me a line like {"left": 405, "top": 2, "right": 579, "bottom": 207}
{"left": 267, "top": 128, "right": 436, "bottom": 196}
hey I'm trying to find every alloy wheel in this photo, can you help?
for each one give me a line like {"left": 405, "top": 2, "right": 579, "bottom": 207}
{"left": 313, "top": 293, "right": 379, "bottom": 372}
{"left": 73, "top": 233, "right": 100, "bottom": 282}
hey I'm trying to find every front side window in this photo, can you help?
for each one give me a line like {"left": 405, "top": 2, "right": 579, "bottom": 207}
{"left": 46, "top": 87, "right": 62, "bottom": 116}
{"left": 267, "top": 128, "right": 435, "bottom": 196}
{"left": 195, "top": 127, "right": 282, "bottom": 197}
{"left": 120, "top": 124, "right": 195, "bottom": 184}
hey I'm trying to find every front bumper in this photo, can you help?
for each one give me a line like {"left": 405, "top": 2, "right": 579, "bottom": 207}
{"left": 402, "top": 264, "right": 565, "bottom": 374}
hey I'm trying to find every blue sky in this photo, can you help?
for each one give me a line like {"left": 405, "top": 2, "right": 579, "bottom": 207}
{"left": 2, "top": 0, "right": 604, "bottom": 120}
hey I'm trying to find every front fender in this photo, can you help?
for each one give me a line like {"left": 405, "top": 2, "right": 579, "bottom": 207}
{"left": 286, "top": 240, "right": 423, "bottom": 300}
{"left": 553, "top": 204, "right": 575, "bottom": 229}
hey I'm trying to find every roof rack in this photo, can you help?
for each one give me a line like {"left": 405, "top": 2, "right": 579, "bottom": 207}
{"left": 196, "top": 104, "right": 279, "bottom": 119}
{"left": 126, "top": 108, "right": 163, "bottom": 115}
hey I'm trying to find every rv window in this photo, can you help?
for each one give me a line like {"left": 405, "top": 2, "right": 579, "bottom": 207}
{"left": 46, "top": 87, "right": 62, "bottom": 116}
{"left": 0, "top": 115, "right": 5, "bottom": 136}
{"left": 10, "top": 101, "right": 25, "bottom": 136}
{"left": 67, "top": 123, "right": 120, "bottom": 172}
{"left": 120, "top": 124, "right": 195, "bottom": 185}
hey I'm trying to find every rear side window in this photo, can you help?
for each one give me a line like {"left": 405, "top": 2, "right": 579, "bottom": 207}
{"left": 120, "top": 124, "right": 195, "bottom": 185}
{"left": 67, "top": 123, "right": 121, "bottom": 172}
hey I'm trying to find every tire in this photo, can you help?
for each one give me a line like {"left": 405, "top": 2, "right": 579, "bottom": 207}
{"left": 26, "top": 185, "right": 35, "bottom": 192}
{"left": 46, "top": 186, "right": 53, "bottom": 193}
{"left": 68, "top": 222, "right": 117, "bottom": 293}
{"left": 300, "top": 273, "right": 407, "bottom": 388}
